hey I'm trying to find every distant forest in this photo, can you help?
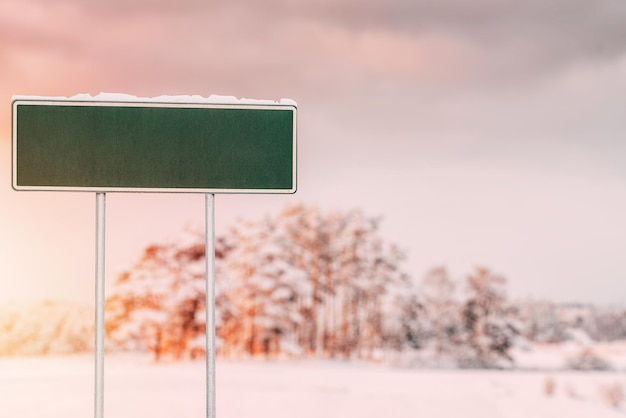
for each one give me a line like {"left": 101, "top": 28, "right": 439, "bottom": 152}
{"left": 2, "top": 205, "right": 626, "bottom": 369}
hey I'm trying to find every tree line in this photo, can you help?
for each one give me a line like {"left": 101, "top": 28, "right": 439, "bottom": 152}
{"left": 102, "top": 204, "right": 626, "bottom": 367}
{"left": 105, "top": 205, "right": 408, "bottom": 361}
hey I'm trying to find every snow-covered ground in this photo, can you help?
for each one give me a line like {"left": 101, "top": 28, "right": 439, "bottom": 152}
{"left": 1, "top": 353, "right": 625, "bottom": 418}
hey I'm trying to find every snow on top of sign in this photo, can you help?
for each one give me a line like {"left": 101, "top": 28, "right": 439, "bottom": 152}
{"left": 12, "top": 93, "right": 297, "bottom": 107}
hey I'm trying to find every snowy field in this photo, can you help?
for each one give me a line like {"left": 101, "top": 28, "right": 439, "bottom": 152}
{"left": 1, "top": 354, "right": 625, "bottom": 418}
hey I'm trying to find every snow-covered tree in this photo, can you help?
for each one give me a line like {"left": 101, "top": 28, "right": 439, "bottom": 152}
{"left": 218, "top": 216, "right": 308, "bottom": 357}
{"left": 272, "top": 205, "right": 410, "bottom": 359}
{"left": 418, "top": 266, "right": 463, "bottom": 358}
{"left": 587, "top": 307, "right": 626, "bottom": 341}
{"left": 515, "top": 299, "right": 570, "bottom": 343}
{"left": 105, "top": 204, "right": 411, "bottom": 360}
{"left": 0, "top": 301, "right": 93, "bottom": 356}
{"left": 459, "top": 267, "right": 517, "bottom": 368}
{"left": 106, "top": 229, "right": 224, "bottom": 360}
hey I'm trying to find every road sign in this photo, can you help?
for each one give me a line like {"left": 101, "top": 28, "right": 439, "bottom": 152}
{"left": 12, "top": 94, "right": 297, "bottom": 418}
{"left": 12, "top": 98, "right": 297, "bottom": 193}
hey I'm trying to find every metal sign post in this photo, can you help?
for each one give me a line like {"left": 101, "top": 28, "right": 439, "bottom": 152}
{"left": 95, "top": 192, "right": 106, "bottom": 418}
{"left": 94, "top": 193, "right": 217, "bottom": 418}
{"left": 12, "top": 95, "right": 297, "bottom": 418}
{"left": 205, "top": 194, "right": 216, "bottom": 418}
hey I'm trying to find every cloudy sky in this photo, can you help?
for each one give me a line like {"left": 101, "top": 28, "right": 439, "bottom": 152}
{"left": 1, "top": 0, "right": 626, "bottom": 305}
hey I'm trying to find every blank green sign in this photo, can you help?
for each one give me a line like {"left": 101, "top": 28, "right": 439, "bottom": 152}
{"left": 12, "top": 100, "right": 296, "bottom": 193}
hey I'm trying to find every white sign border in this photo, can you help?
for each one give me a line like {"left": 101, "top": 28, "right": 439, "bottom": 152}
{"left": 12, "top": 98, "right": 297, "bottom": 194}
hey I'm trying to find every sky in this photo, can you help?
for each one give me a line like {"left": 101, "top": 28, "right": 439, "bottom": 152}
{"left": 1, "top": 0, "right": 626, "bottom": 306}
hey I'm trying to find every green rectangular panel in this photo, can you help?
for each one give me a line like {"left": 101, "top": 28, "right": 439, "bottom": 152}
{"left": 12, "top": 99, "right": 297, "bottom": 193}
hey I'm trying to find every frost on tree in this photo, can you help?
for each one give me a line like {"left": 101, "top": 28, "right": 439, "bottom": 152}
{"left": 0, "top": 301, "right": 93, "bottom": 356}
{"left": 105, "top": 229, "right": 229, "bottom": 361}
{"left": 398, "top": 266, "right": 522, "bottom": 368}
{"left": 459, "top": 267, "right": 518, "bottom": 368}
{"left": 218, "top": 205, "right": 412, "bottom": 359}
{"left": 417, "top": 267, "right": 464, "bottom": 362}
{"left": 105, "top": 204, "right": 411, "bottom": 361}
